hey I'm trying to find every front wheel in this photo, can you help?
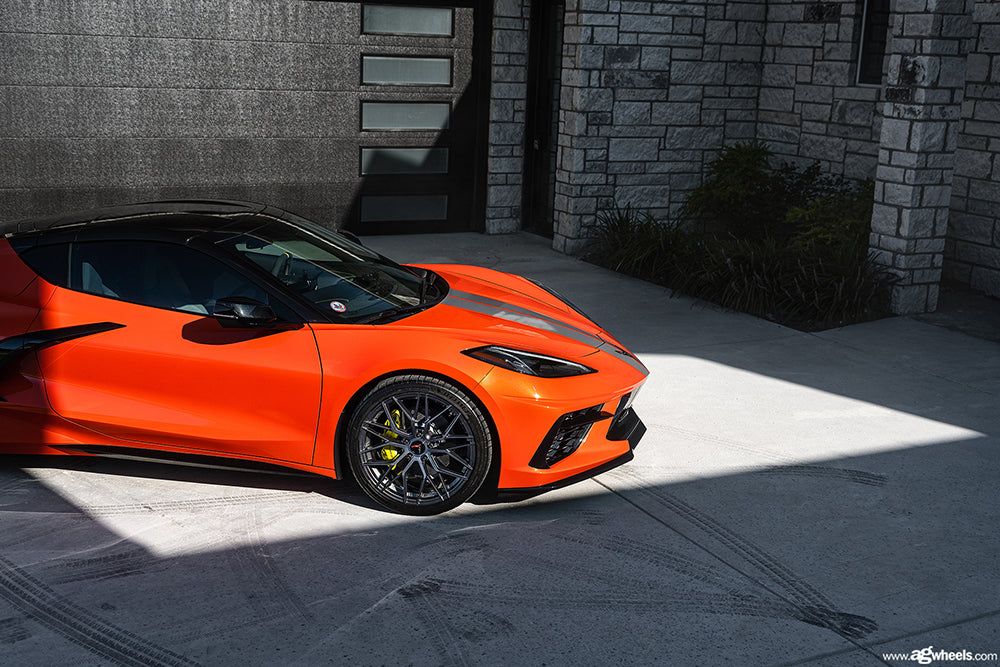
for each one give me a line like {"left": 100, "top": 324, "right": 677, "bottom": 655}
{"left": 346, "top": 375, "right": 493, "bottom": 515}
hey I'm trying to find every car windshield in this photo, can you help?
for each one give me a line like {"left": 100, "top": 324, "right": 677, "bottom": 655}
{"left": 209, "top": 213, "right": 439, "bottom": 321}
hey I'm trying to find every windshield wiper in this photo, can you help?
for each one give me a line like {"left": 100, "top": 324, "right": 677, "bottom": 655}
{"left": 354, "top": 303, "right": 430, "bottom": 325}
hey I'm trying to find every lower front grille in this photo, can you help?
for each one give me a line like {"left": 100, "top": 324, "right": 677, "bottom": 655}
{"left": 529, "top": 404, "right": 612, "bottom": 469}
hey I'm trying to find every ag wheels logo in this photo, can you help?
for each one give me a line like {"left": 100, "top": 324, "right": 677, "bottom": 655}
{"left": 881, "top": 646, "right": 999, "bottom": 664}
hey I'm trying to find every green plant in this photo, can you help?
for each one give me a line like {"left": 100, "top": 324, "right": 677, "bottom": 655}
{"left": 786, "top": 179, "right": 876, "bottom": 258}
{"left": 682, "top": 141, "right": 865, "bottom": 245}
{"left": 588, "top": 144, "right": 893, "bottom": 330}
{"left": 681, "top": 140, "right": 781, "bottom": 239}
{"left": 589, "top": 203, "right": 683, "bottom": 281}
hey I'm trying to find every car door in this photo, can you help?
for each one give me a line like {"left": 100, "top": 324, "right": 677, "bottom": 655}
{"left": 30, "top": 239, "right": 323, "bottom": 464}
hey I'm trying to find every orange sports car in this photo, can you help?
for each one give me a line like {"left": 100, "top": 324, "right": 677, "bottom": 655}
{"left": 0, "top": 201, "right": 647, "bottom": 514}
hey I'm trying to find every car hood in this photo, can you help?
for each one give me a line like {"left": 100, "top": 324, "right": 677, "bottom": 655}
{"left": 406, "top": 264, "right": 642, "bottom": 366}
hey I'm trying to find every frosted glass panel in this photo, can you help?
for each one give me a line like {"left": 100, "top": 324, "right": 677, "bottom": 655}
{"left": 361, "top": 148, "right": 449, "bottom": 175}
{"left": 363, "top": 56, "right": 451, "bottom": 86}
{"left": 361, "top": 195, "right": 448, "bottom": 222}
{"left": 361, "top": 103, "right": 450, "bottom": 130}
{"left": 362, "top": 6, "right": 453, "bottom": 36}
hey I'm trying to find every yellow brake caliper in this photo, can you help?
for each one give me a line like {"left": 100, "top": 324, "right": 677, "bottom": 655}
{"left": 380, "top": 409, "right": 404, "bottom": 464}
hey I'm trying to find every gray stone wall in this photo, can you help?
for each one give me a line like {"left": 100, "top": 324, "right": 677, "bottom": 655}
{"left": 552, "top": 0, "right": 765, "bottom": 253}
{"left": 545, "top": 0, "right": 998, "bottom": 313}
{"left": 485, "top": 0, "right": 530, "bottom": 234}
{"left": 757, "top": 0, "right": 881, "bottom": 177}
{"left": 946, "top": 0, "right": 1000, "bottom": 298}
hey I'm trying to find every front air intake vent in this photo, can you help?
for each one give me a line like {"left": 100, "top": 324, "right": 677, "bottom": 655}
{"left": 530, "top": 405, "right": 612, "bottom": 469}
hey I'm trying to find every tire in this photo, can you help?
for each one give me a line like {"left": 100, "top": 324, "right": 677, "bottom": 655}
{"left": 346, "top": 375, "right": 493, "bottom": 515}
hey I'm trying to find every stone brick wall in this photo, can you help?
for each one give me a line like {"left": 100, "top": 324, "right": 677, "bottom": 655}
{"left": 552, "top": 0, "right": 765, "bottom": 253}
{"left": 485, "top": 0, "right": 531, "bottom": 234}
{"left": 543, "top": 0, "right": 997, "bottom": 312}
{"left": 946, "top": 0, "right": 1000, "bottom": 297}
{"left": 757, "top": 0, "right": 882, "bottom": 178}
{"left": 547, "top": 0, "right": 888, "bottom": 254}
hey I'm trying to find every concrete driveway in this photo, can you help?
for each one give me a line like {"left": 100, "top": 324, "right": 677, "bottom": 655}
{"left": 2, "top": 232, "right": 998, "bottom": 666}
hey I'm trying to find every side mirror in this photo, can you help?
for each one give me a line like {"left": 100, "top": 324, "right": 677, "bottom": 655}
{"left": 213, "top": 297, "right": 278, "bottom": 328}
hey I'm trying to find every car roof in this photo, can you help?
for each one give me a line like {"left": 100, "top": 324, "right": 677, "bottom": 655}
{"left": 0, "top": 200, "right": 269, "bottom": 238}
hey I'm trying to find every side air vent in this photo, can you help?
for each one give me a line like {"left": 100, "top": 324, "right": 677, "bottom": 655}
{"left": 529, "top": 405, "right": 612, "bottom": 469}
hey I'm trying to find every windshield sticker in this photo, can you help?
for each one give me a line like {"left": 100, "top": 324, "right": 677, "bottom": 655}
{"left": 330, "top": 301, "right": 347, "bottom": 313}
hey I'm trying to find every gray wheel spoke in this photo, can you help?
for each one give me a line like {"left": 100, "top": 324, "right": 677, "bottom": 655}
{"left": 373, "top": 463, "right": 398, "bottom": 491}
{"left": 435, "top": 467, "right": 467, "bottom": 481}
{"left": 382, "top": 458, "right": 414, "bottom": 492}
{"left": 414, "top": 459, "right": 429, "bottom": 501}
{"left": 361, "top": 442, "right": 394, "bottom": 455}
{"left": 428, "top": 457, "right": 468, "bottom": 481}
{"left": 396, "top": 457, "right": 416, "bottom": 478}
{"left": 429, "top": 476, "right": 449, "bottom": 502}
{"left": 364, "top": 451, "right": 410, "bottom": 468}
{"left": 422, "top": 459, "right": 450, "bottom": 501}
{"left": 433, "top": 450, "right": 473, "bottom": 473}
{"left": 439, "top": 414, "right": 461, "bottom": 438}
{"left": 429, "top": 437, "right": 474, "bottom": 451}
{"left": 361, "top": 421, "right": 400, "bottom": 443}
{"left": 390, "top": 397, "right": 416, "bottom": 428}
{"left": 428, "top": 405, "right": 451, "bottom": 425}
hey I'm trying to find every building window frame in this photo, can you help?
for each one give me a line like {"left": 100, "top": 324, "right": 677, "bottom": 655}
{"left": 856, "top": 0, "right": 891, "bottom": 86}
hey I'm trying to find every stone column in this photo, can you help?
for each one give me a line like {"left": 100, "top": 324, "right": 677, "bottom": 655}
{"left": 551, "top": 0, "right": 615, "bottom": 254}
{"left": 945, "top": 0, "right": 1000, "bottom": 297}
{"left": 485, "top": 0, "right": 531, "bottom": 234}
{"left": 870, "top": 0, "right": 974, "bottom": 313}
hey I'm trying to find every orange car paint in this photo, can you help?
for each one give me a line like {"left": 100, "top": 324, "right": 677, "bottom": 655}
{"left": 1, "top": 237, "right": 646, "bottom": 493}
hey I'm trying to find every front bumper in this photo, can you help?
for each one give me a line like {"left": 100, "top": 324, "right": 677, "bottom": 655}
{"left": 606, "top": 406, "right": 646, "bottom": 447}
{"left": 496, "top": 408, "right": 645, "bottom": 500}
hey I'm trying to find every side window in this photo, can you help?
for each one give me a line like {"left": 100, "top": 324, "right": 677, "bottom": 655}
{"left": 17, "top": 243, "right": 70, "bottom": 288}
{"left": 69, "top": 240, "right": 284, "bottom": 317}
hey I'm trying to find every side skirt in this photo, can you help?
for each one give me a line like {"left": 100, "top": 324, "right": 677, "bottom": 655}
{"left": 60, "top": 445, "right": 334, "bottom": 479}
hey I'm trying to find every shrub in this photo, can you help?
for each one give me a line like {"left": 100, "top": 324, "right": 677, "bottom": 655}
{"left": 589, "top": 144, "right": 894, "bottom": 330}
{"left": 682, "top": 140, "right": 862, "bottom": 245}
{"left": 680, "top": 140, "right": 781, "bottom": 239}
{"left": 591, "top": 203, "right": 687, "bottom": 281}
{"left": 786, "top": 179, "right": 876, "bottom": 259}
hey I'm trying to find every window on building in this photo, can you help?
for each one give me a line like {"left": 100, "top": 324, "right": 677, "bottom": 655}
{"left": 360, "top": 147, "right": 449, "bottom": 175}
{"left": 361, "top": 102, "right": 451, "bottom": 130}
{"left": 857, "top": 0, "right": 891, "bottom": 85}
{"left": 362, "top": 56, "right": 452, "bottom": 86}
{"left": 362, "top": 5, "right": 454, "bottom": 37}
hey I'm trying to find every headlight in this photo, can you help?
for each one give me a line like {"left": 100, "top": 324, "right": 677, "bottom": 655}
{"left": 462, "top": 345, "right": 596, "bottom": 378}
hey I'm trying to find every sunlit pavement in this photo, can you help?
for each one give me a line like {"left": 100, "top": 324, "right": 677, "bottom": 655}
{"left": 2, "top": 232, "right": 997, "bottom": 666}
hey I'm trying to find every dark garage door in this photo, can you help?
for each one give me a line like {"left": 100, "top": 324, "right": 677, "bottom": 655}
{"left": 0, "top": 1, "right": 488, "bottom": 234}
{"left": 348, "top": 3, "right": 486, "bottom": 234}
